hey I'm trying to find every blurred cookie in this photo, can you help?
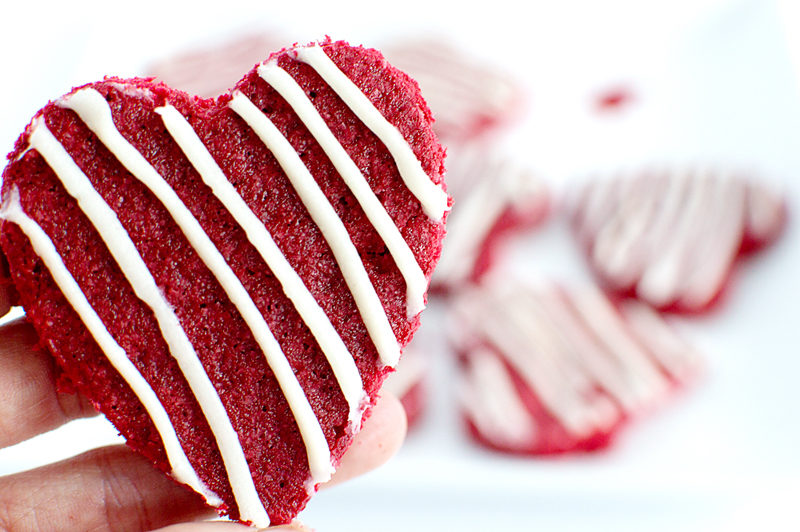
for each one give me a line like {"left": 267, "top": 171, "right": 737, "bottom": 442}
{"left": 568, "top": 169, "right": 786, "bottom": 312}
{"left": 433, "top": 145, "right": 549, "bottom": 291}
{"left": 449, "top": 279, "right": 701, "bottom": 455}
{"left": 146, "top": 32, "right": 288, "bottom": 98}
{"left": 382, "top": 37, "right": 523, "bottom": 141}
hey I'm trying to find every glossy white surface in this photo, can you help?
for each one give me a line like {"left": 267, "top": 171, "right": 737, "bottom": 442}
{"left": 1, "top": 0, "right": 798, "bottom": 530}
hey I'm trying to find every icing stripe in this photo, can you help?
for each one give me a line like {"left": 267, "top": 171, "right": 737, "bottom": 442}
{"left": 637, "top": 173, "right": 713, "bottom": 306}
{"left": 592, "top": 175, "right": 663, "bottom": 288}
{"left": 679, "top": 178, "right": 745, "bottom": 308}
{"left": 745, "top": 183, "right": 784, "bottom": 241}
{"left": 435, "top": 148, "right": 546, "bottom": 286}
{"left": 458, "top": 347, "right": 538, "bottom": 448}
{"left": 0, "top": 187, "right": 221, "bottom": 507}
{"left": 256, "top": 62, "right": 428, "bottom": 318}
{"left": 451, "top": 280, "right": 701, "bottom": 452}
{"left": 154, "top": 103, "right": 367, "bottom": 426}
{"left": 491, "top": 290, "right": 620, "bottom": 434}
{"left": 59, "top": 89, "right": 334, "bottom": 486}
{"left": 291, "top": 44, "right": 449, "bottom": 221}
{"left": 567, "top": 284, "right": 670, "bottom": 400}
{"left": 575, "top": 170, "right": 784, "bottom": 311}
{"left": 620, "top": 301, "right": 702, "bottom": 381}
{"left": 384, "top": 40, "right": 521, "bottom": 140}
{"left": 454, "top": 290, "right": 616, "bottom": 437}
{"left": 229, "top": 91, "right": 401, "bottom": 368}
{"left": 434, "top": 152, "right": 511, "bottom": 284}
{"left": 520, "top": 287, "right": 650, "bottom": 411}
{"left": 25, "top": 117, "right": 269, "bottom": 528}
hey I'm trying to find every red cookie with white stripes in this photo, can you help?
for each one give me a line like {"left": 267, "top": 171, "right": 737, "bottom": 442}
{"left": 569, "top": 169, "right": 786, "bottom": 313}
{"left": 0, "top": 40, "right": 449, "bottom": 526}
{"left": 382, "top": 38, "right": 523, "bottom": 142}
{"left": 432, "top": 145, "right": 549, "bottom": 292}
{"left": 450, "top": 279, "right": 701, "bottom": 455}
{"left": 147, "top": 32, "right": 288, "bottom": 99}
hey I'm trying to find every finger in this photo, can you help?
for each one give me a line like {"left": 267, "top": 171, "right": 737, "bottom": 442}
{"left": 324, "top": 390, "right": 407, "bottom": 488}
{"left": 0, "top": 444, "right": 214, "bottom": 532}
{"left": 150, "top": 522, "right": 254, "bottom": 532}
{"left": 0, "top": 249, "right": 18, "bottom": 318}
{"left": 0, "top": 393, "right": 405, "bottom": 532}
{"left": 0, "top": 318, "right": 97, "bottom": 449}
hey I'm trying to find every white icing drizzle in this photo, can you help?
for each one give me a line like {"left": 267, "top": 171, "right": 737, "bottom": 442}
{"left": 256, "top": 61, "right": 428, "bottom": 318}
{"left": 453, "top": 289, "right": 617, "bottom": 437}
{"left": 24, "top": 117, "right": 269, "bottom": 528}
{"left": 458, "top": 347, "right": 538, "bottom": 448}
{"left": 451, "top": 279, "right": 700, "bottom": 450}
{"left": 59, "top": 88, "right": 335, "bottom": 488}
{"left": 631, "top": 172, "right": 692, "bottom": 289}
{"left": 522, "top": 286, "right": 653, "bottom": 411}
{"left": 592, "top": 174, "right": 664, "bottom": 288}
{"left": 291, "top": 44, "right": 449, "bottom": 221}
{"left": 434, "top": 147, "right": 545, "bottom": 286}
{"left": 155, "top": 104, "right": 367, "bottom": 428}
{"left": 620, "top": 301, "right": 702, "bottom": 381}
{"left": 384, "top": 39, "right": 519, "bottom": 140}
{"left": 228, "top": 91, "right": 401, "bottom": 368}
{"left": 568, "top": 284, "right": 670, "bottom": 400}
{"left": 636, "top": 173, "right": 715, "bottom": 306}
{"left": 575, "top": 170, "right": 784, "bottom": 311}
{"left": 575, "top": 176, "right": 621, "bottom": 245}
{"left": 0, "top": 187, "right": 221, "bottom": 507}
{"left": 678, "top": 177, "right": 745, "bottom": 308}
{"left": 745, "top": 183, "right": 784, "bottom": 241}
{"left": 485, "top": 289, "right": 620, "bottom": 435}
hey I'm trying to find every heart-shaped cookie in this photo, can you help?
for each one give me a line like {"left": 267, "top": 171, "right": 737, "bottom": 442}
{"left": 568, "top": 168, "right": 786, "bottom": 313}
{"left": 450, "top": 278, "right": 701, "bottom": 454}
{"left": 0, "top": 39, "right": 449, "bottom": 526}
{"left": 381, "top": 37, "right": 524, "bottom": 142}
{"left": 432, "top": 143, "right": 549, "bottom": 292}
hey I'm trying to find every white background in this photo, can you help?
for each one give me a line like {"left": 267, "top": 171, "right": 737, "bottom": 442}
{"left": 1, "top": 0, "right": 799, "bottom": 530}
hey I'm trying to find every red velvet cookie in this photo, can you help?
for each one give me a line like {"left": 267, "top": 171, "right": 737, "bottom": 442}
{"left": 568, "top": 169, "right": 786, "bottom": 313}
{"left": 0, "top": 39, "right": 449, "bottom": 526}
{"left": 382, "top": 37, "right": 523, "bottom": 142}
{"left": 147, "top": 32, "right": 288, "bottom": 99}
{"left": 432, "top": 144, "right": 549, "bottom": 292}
{"left": 449, "top": 279, "right": 701, "bottom": 455}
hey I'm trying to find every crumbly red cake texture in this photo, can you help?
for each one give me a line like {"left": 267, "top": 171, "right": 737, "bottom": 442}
{"left": 0, "top": 39, "right": 447, "bottom": 525}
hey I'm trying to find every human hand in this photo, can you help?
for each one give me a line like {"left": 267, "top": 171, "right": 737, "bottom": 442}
{"left": 0, "top": 255, "right": 408, "bottom": 531}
